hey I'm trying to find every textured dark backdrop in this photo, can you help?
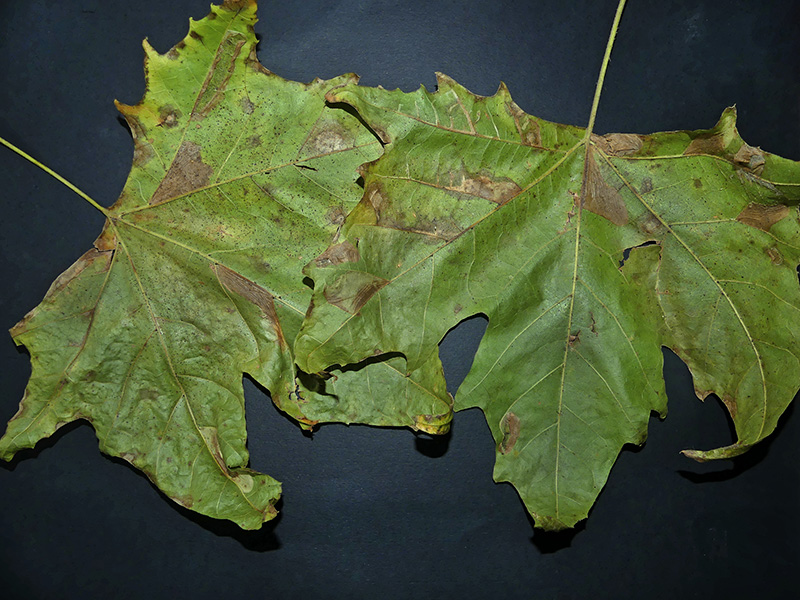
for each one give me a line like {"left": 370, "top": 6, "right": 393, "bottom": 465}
{"left": 1, "top": 1, "right": 798, "bottom": 598}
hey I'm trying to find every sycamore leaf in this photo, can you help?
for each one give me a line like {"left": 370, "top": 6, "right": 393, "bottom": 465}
{"left": 296, "top": 71, "right": 800, "bottom": 529}
{"left": 0, "top": 0, "right": 453, "bottom": 529}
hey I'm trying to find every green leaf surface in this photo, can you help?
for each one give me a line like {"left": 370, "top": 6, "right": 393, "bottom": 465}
{"left": 0, "top": 0, "right": 452, "bottom": 529}
{"left": 296, "top": 73, "right": 800, "bottom": 529}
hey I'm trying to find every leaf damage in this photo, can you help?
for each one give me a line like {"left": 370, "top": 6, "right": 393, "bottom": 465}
{"left": 297, "top": 68, "right": 800, "bottom": 531}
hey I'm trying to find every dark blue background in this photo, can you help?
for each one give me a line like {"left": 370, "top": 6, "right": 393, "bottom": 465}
{"left": 1, "top": 1, "right": 798, "bottom": 598}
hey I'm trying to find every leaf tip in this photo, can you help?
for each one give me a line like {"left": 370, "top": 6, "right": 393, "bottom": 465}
{"left": 681, "top": 442, "right": 753, "bottom": 462}
{"left": 496, "top": 80, "right": 511, "bottom": 98}
{"left": 141, "top": 37, "right": 157, "bottom": 59}
{"left": 531, "top": 512, "right": 574, "bottom": 532}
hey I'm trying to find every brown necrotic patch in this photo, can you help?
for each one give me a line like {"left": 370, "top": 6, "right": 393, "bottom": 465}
{"left": 583, "top": 151, "right": 628, "bottom": 226}
{"left": 364, "top": 181, "right": 463, "bottom": 241}
{"left": 593, "top": 133, "right": 643, "bottom": 157}
{"left": 116, "top": 107, "right": 154, "bottom": 168}
{"left": 733, "top": 143, "right": 766, "bottom": 175}
{"left": 241, "top": 96, "right": 255, "bottom": 115}
{"left": 300, "top": 122, "right": 351, "bottom": 156}
{"left": 505, "top": 100, "right": 541, "bottom": 147}
{"left": 736, "top": 202, "right": 790, "bottom": 232}
{"left": 765, "top": 246, "right": 784, "bottom": 265}
{"left": 158, "top": 105, "right": 181, "bottom": 128}
{"left": 323, "top": 271, "right": 389, "bottom": 314}
{"left": 213, "top": 263, "right": 285, "bottom": 348}
{"left": 315, "top": 241, "right": 360, "bottom": 268}
{"left": 326, "top": 206, "right": 346, "bottom": 226}
{"left": 498, "top": 411, "right": 521, "bottom": 454}
{"left": 150, "top": 141, "right": 213, "bottom": 205}
{"left": 683, "top": 131, "right": 727, "bottom": 157}
{"left": 721, "top": 394, "right": 738, "bottom": 419}
{"left": 191, "top": 31, "right": 247, "bottom": 120}
{"left": 445, "top": 172, "right": 521, "bottom": 205}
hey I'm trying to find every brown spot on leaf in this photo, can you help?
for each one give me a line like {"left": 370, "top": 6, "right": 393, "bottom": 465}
{"left": 115, "top": 106, "right": 154, "bottom": 168}
{"left": 199, "top": 426, "right": 237, "bottom": 478}
{"left": 324, "top": 271, "right": 389, "bottom": 314}
{"left": 222, "top": 0, "right": 252, "bottom": 11}
{"left": 721, "top": 394, "right": 738, "bottom": 419}
{"left": 593, "top": 133, "right": 643, "bottom": 156}
{"left": 446, "top": 172, "right": 521, "bottom": 205}
{"left": 637, "top": 213, "right": 665, "bottom": 236}
{"left": 363, "top": 181, "right": 385, "bottom": 217}
{"left": 166, "top": 41, "right": 186, "bottom": 59}
{"left": 684, "top": 132, "right": 726, "bottom": 156}
{"left": 736, "top": 203, "right": 789, "bottom": 232}
{"left": 118, "top": 452, "right": 139, "bottom": 465}
{"left": 326, "top": 206, "right": 346, "bottom": 226}
{"left": 213, "top": 263, "right": 285, "bottom": 348}
{"left": 191, "top": 31, "right": 246, "bottom": 119}
{"left": 453, "top": 303, "right": 463, "bottom": 315}
{"left": 365, "top": 181, "right": 463, "bottom": 241}
{"left": 584, "top": 151, "right": 629, "bottom": 226}
{"left": 414, "top": 218, "right": 463, "bottom": 241}
{"left": 693, "top": 178, "right": 702, "bottom": 188}
{"left": 301, "top": 123, "right": 351, "bottom": 156}
{"left": 766, "top": 246, "right": 784, "bottom": 265}
{"left": 150, "top": 141, "right": 213, "bottom": 205}
{"left": 733, "top": 144, "right": 766, "bottom": 175}
{"left": 173, "top": 495, "right": 194, "bottom": 509}
{"left": 505, "top": 101, "right": 541, "bottom": 146}
{"left": 199, "top": 428, "right": 229, "bottom": 472}
{"left": 498, "top": 412, "right": 521, "bottom": 454}
{"left": 414, "top": 410, "right": 452, "bottom": 434}
{"left": 640, "top": 177, "right": 653, "bottom": 194}
{"left": 568, "top": 330, "right": 581, "bottom": 347}
{"left": 241, "top": 96, "right": 255, "bottom": 115}
{"left": 158, "top": 105, "right": 181, "bottom": 128}
{"left": 315, "top": 241, "right": 360, "bottom": 268}
{"left": 247, "top": 134, "right": 262, "bottom": 147}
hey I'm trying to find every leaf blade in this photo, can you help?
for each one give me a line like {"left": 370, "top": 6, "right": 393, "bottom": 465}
{"left": 298, "top": 78, "right": 800, "bottom": 528}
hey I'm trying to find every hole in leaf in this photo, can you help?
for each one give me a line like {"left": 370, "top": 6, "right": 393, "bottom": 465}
{"left": 619, "top": 240, "right": 657, "bottom": 268}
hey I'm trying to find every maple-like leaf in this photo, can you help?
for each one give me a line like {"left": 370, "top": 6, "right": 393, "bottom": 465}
{"left": 296, "top": 71, "right": 800, "bottom": 527}
{"left": 0, "top": 0, "right": 453, "bottom": 529}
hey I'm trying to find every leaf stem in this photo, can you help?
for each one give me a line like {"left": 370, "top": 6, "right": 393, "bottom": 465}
{"left": 585, "top": 0, "right": 627, "bottom": 139}
{"left": 0, "top": 135, "right": 109, "bottom": 217}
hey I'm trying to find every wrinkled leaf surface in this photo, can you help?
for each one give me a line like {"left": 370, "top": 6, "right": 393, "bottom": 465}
{"left": 0, "top": 0, "right": 452, "bottom": 528}
{"left": 297, "top": 74, "right": 800, "bottom": 529}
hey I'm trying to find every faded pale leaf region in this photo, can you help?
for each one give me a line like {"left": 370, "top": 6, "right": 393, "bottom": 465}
{"left": 0, "top": 0, "right": 453, "bottom": 529}
{"left": 297, "top": 74, "right": 800, "bottom": 529}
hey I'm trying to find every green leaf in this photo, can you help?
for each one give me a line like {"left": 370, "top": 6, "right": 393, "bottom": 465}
{"left": 296, "top": 72, "right": 800, "bottom": 529}
{"left": 0, "top": 0, "right": 452, "bottom": 529}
